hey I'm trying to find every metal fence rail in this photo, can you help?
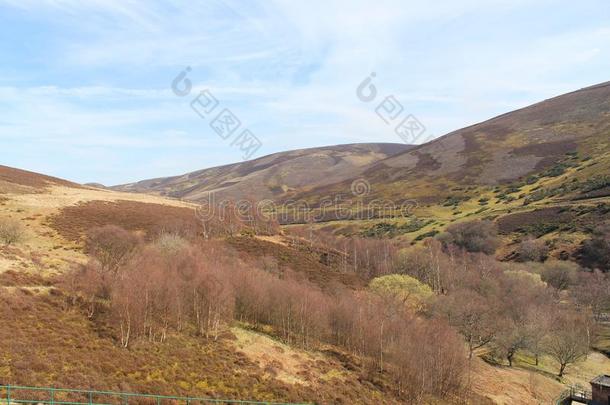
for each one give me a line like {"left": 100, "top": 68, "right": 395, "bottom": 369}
{"left": 0, "top": 385, "right": 310, "bottom": 405}
{"left": 554, "top": 385, "right": 592, "bottom": 405}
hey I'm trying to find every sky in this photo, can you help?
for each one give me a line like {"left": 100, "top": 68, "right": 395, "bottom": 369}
{"left": 1, "top": 0, "right": 610, "bottom": 185}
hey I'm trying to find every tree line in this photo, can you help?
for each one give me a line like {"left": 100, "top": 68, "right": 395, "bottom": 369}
{"left": 63, "top": 225, "right": 466, "bottom": 401}
{"left": 63, "top": 217, "right": 609, "bottom": 401}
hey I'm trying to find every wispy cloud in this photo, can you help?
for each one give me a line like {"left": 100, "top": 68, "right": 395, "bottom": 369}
{"left": 0, "top": 0, "right": 609, "bottom": 184}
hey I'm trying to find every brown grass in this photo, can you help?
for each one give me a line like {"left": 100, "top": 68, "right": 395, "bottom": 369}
{"left": 0, "top": 165, "right": 81, "bottom": 190}
{"left": 227, "top": 236, "right": 365, "bottom": 290}
{"left": 469, "top": 357, "right": 563, "bottom": 404}
{"left": 0, "top": 288, "right": 400, "bottom": 404}
{"left": 47, "top": 200, "right": 200, "bottom": 242}
{"left": 496, "top": 207, "right": 566, "bottom": 234}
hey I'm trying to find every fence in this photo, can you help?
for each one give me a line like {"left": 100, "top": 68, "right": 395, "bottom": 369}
{"left": 0, "top": 385, "right": 310, "bottom": 405}
{"left": 555, "top": 385, "right": 592, "bottom": 405}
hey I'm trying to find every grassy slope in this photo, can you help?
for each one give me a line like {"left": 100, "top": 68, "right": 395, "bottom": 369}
{"left": 108, "top": 82, "right": 610, "bottom": 260}
{"left": 0, "top": 173, "right": 397, "bottom": 404}
{"left": 2, "top": 165, "right": 609, "bottom": 404}
{"left": 112, "top": 143, "right": 413, "bottom": 202}
{"left": 309, "top": 146, "right": 610, "bottom": 262}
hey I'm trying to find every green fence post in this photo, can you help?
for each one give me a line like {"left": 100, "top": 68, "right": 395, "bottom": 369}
{"left": 6, "top": 385, "right": 10, "bottom": 405}
{"left": 50, "top": 388, "right": 55, "bottom": 405}
{"left": 89, "top": 391, "right": 93, "bottom": 405}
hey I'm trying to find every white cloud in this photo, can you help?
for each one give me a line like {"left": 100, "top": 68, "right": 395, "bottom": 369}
{"left": 0, "top": 0, "right": 609, "bottom": 184}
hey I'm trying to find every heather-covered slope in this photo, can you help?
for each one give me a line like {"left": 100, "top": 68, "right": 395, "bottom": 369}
{"left": 113, "top": 143, "right": 412, "bottom": 202}
{"left": 300, "top": 81, "right": 610, "bottom": 204}
{"left": 0, "top": 167, "right": 400, "bottom": 403}
{"left": 115, "top": 82, "right": 610, "bottom": 207}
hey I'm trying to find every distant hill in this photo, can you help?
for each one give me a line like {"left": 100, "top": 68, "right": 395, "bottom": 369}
{"left": 83, "top": 182, "right": 108, "bottom": 189}
{"left": 115, "top": 82, "right": 610, "bottom": 207}
{"left": 0, "top": 164, "right": 82, "bottom": 192}
{"left": 294, "top": 81, "right": 610, "bottom": 204}
{"left": 113, "top": 143, "right": 412, "bottom": 202}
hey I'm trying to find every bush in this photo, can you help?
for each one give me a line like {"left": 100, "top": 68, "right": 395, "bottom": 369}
{"left": 85, "top": 225, "right": 141, "bottom": 274}
{"left": 443, "top": 220, "right": 500, "bottom": 254}
{"left": 503, "top": 268, "right": 545, "bottom": 288}
{"left": 515, "top": 237, "right": 549, "bottom": 262}
{"left": 539, "top": 260, "right": 579, "bottom": 291}
{"left": 0, "top": 217, "right": 25, "bottom": 245}
{"left": 580, "top": 223, "right": 610, "bottom": 271}
{"left": 369, "top": 274, "right": 433, "bottom": 310}
{"left": 361, "top": 219, "right": 430, "bottom": 238}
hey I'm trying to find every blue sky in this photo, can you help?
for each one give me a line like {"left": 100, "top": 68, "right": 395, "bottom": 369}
{"left": 1, "top": 0, "right": 609, "bottom": 185}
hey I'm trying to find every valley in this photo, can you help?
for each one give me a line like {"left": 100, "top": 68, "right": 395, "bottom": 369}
{"left": 2, "top": 82, "right": 610, "bottom": 404}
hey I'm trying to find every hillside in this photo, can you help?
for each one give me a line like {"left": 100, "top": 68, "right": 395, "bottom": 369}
{"left": 3, "top": 165, "right": 452, "bottom": 404}
{"left": 283, "top": 82, "right": 610, "bottom": 263}
{"left": 113, "top": 143, "right": 412, "bottom": 202}
{"left": 0, "top": 166, "right": 393, "bottom": 403}
{"left": 0, "top": 166, "right": 474, "bottom": 403}
{"left": 112, "top": 84, "right": 610, "bottom": 256}
{"left": 0, "top": 165, "right": 83, "bottom": 192}
{"left": 3, "top": 82, "right": 610, "bottom": 404}
{"left": 115, "top": 83, "right": 610, "bottom": 209}
{"left": 2, "top": 165, "right": 609, "bottom": 404}
{"left": 296, "top": 81, "right": 610, "bottom": 204}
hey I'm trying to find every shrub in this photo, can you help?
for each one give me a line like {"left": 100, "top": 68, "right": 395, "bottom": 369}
{"left": 413, "top": 229, "right": 439, "bottom": 242}
{"left": 539, "top": 260, "right": 579, "bottom": 291}
{"left": 515, "top": 237, "right": 549, "bottom": 262}
{"left": 361, "top": 219, "right": 430, "bottom": 238}
{"left": 443, "top": 220, "right": 500, "bottom": 254}
{"left": 580, "top": 223, "right": 610, "bottom": 271}
{"left": 503, "top": 268, "right": 545, "bottom": 288}
{"left": 85, "top": 225, "right": 141, "bottom": 274}
{"left": 369, "top": 274, "right": 433, "bottom": 310}
{"left": 154, "top": 232, "right": 189, "bottom": 254}
{"left": 0, "top": 217, "right": 25, "bottom": 245}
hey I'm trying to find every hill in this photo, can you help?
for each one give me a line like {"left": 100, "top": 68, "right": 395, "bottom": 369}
{"left": 297, "top": 81, "right": 610, "bottom": 204}
{"left": 113, "top": 143, "right": 412, "bottom": 202}
{"left": 0, "top": 165, "right": 413, "bottom": 403}
{"left": 3, "top": 81, "right": 610, "bottom": 404}
{"left": 112, "top": 83, "right": 610, "bottom": 256}
{"left": 114, "top": 82, "right": 610, "bottom": 209}
{"left": 0, "top": 165, "right": 83, "bottom": 192}
{"left": 2, "top": 163, "right": 609, "bottom": 404}
{"left": 282, "top": 82, "right": 610, "bottom": 263}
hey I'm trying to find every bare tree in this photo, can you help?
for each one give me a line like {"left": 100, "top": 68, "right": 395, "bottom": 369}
{"left": 493, "top": 319, "right": 529, "bottom": 367}
{"left": 544, "top": 311, "right": 590, "bottom": 377}
{"left": 85, "top": 225, "right": 140, "bottom": 274}
{"left": 540, "top": 261, "right": 579, "bottom": 292}
{"left": 436, "top": 289, "right": 500, "bottom": 358}
{"left": 525, "top": 306, "right": 552, "bottom": 366}
{"left": 573, "top": 270, "right": 610, "bottom": 323}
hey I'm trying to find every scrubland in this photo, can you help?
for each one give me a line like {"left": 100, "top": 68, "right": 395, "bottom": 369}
{"left": 1, "top": 170, "right": 609, "bottom": 404}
